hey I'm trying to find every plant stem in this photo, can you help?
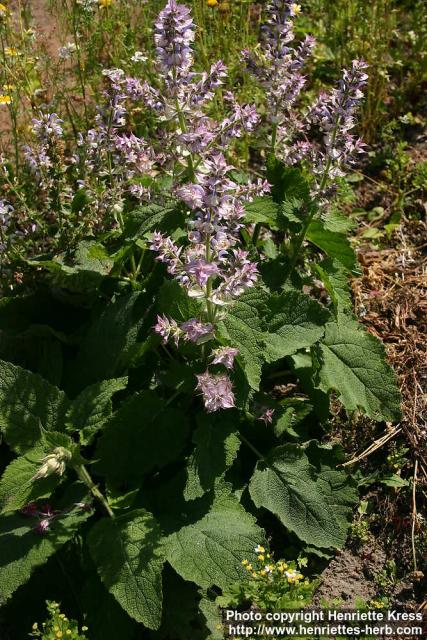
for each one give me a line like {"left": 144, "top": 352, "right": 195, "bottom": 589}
{"left": 238, "top": 432, "right": 265, "bottom": 461}
{"left": 75, "top": 464, "right": 114, "bottom": 518}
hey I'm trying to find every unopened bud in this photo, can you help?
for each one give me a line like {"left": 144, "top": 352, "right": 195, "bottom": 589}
{"left": 31, "top": 447, "right": 72, "bottom": 482}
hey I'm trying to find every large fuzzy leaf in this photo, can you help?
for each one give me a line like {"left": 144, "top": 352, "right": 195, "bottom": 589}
{"left": 184, "top": 413, "right": 240, "bottom": 501}
{"left": 0, "top": 503, "right": 89, "bottom": 604}
{"left": 0, "top": 360, "right": 69, "bottom": 453}
{"left": 307, "top": 219, "right": 357, "bottom": 271}
{"left": 218, "top": 288, "right": 269, "bottom": 390}
{"left": 88, "top": 509, "right": 164, "bottom": 630}
{"left": 67, "top": 292, "right": 151, "bottom": 391}
{"left": 0, "top": 446, "right": 60, "bottom": 513}
{"left": 265, "top": 290, "right": 330, "bottom": 361}
{"left": 164, "top": 490, "right": 265, "bottom": 590}
{"left": 96, "top": 391, "right": 190, "bottom": 485}
{"left": 249, "top": 443, "right": 356, "bottom": 549}
{"left": 314, "top": 321, "right": 401, "bottom": 421}
{"left": 66, "top": 377, "right": 128, "bottom": 445}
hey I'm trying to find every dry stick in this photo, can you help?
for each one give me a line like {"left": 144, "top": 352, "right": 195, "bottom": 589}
{"left": 339, "top": 425, "right": 402, "bottom": 468}
{"left": 411, "top": 459, "right": 419, "bottom": 573}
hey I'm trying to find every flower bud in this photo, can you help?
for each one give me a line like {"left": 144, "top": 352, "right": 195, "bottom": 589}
{"left": 31, "top": 447, "right": 72, "bottom": 482}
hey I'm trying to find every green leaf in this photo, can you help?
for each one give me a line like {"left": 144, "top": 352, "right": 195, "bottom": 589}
{"left": 29, "top": 241, "right": 113, "bottom": 293}
{"left": 164, "top": 490, "right": 265, "bottom": 590}
{"left": 157, "top": 279, "right": 201, "bottom": 322}
{"left": 315, "top": 258, "right": 353, "bottom": 317}
{"left": 267, "top": 158, "right": 310, "bottom": 204}
{"left": 68, "top": 292, "right": 152, "bottom": 391}
{"left": 244, "top": 197, "right": 280, "bottom": 229}
{"left": 88, "top": 509, "right": 164, "bottom": 629}
{"left": 249, "top": 443, "right": 356, "bottom": 548}
{"left": 66, "top": 377, "right": 128, "bottom": 445}
{"left": 0, "top": 503, "right": 89, "bottom": 604}
{"left": 0, "top": 446, "right": 60, "bottom": 513}
{"left": 306, "top": 219, "right": 357, "bottom": 271}
{"left": 218, "top": 288, "right": 270, "bottom": 390}
{"left": 0, "top": 360, "right": 69, "bottom": 453}
{"left": 96, "top": 391, "right": 190, "bottom": 485}
{"left": 81, "top": 574, "right": 137, "bottom": 640}
{"left": 124, "top": 202, "right": 182, "bottom": 238}
{"left": 314, "top": 321, "right": 401, "bottom": 421}
{"left": 265, "top": 290, "right": 330, "bottom": 361}
{"left": 184, "top": 414, "right": 240, "bottom": 501}
{"left": 380, "top": 473, "right": 409, "bottom": 488}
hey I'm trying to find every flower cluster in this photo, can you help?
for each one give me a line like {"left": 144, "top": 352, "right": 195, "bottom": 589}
{"left": 20, "top": 500, "right": 92, "bottom": 535}
{"left": 244, "top": 1, "right": 367, "bottom": 201}
{"left": 146, "top": 1, "right": 270, "bottom": 412}
{"left": 23, "top": 112, "right": 64, "bottom": 182}
{"left": 241, "top": 546, "right": 306, "bottom": 584}
{"left": 242, "top": 1, "right": 315, "bottom": 150}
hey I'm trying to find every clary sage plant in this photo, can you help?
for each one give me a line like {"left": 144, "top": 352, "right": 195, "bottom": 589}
{"left": 0, "top": 2, "right": 400, "bottom": 638}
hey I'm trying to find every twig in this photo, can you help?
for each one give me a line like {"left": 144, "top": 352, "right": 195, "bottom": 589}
{"left": 339, "top": 425, "right": 402, "bottom": 467}
{"left": 411, "top": 459, "right": 418, "bottom": 572}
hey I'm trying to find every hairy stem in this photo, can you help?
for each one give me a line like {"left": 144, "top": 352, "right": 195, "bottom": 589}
{"left": 75, "top": 465, "right": 114, "bottom": 518}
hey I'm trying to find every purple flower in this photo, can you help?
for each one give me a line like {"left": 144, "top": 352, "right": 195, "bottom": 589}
{"left": 34, "top": 518, "right": 51, "bottom": 534}
{"left": 154, "top": 314, "right": 183, "bottom": 347}
{"left": 258, "top": 407, "right": 275, "bottom": 425}
{"left": 31, "top": 113, "right": 63, "bottom": 140}
{"left": 154, "top": 1, "right": 195, "bottom": 80}
{"left": 196, "top": 371, "right": 235, "bottom": 412}
{"left": 181, "top": 318, "right": 214, "bottom": 344}
{"left": 211, "top": 346, "right": 239, "bottom": 369}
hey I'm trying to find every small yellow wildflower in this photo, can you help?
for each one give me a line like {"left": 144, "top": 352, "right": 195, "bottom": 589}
{"left": 245, "top": 563, "right": 253, "bottom": 571}
{"left": 254, "top": 545, "right": 265, "bottom": 553}
{"left": 265, "top": 564, "right": 274, "bottom": 573}
{"left": 260, "top": 569, "right": 266, "bottom": 576}
{"left": 257, "top": 554, "right": 265, "bottom": 561}
{"left": 5, "top": 47, "right": 18, "bottom": 56}
{"left": 32, "top": 623, "right": 38, "bottom": 630}
{"left": 98, "top": 0, "right": 113, "bottom": 7}
{"left": 266, "top": 553, "right": 271, "bottom": 559}
{"left": 291, "top": 3, "right": 302, "bottom": 14}
{"left": 241, "top": 559, "right": 249, "bottom": 566}
{"left": 3, "top": 84, "right": 14, "bottom": 91}
{"left": 252, "top": 571, "right": 257, "bottom": 578}
{"left": 82, "top": 626, "right": 88, "bottom": 631}
{"left": 56, "top": 633, "right": 63, "bottom": 639}
{"left": 207, "top": 0, "right": 218, "bottom": 7}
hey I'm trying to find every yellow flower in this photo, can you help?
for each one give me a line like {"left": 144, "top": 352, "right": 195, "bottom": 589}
{"left": 260, "top": 570, "right": 266, "bottom": 576}
{"left": 257, "top": 554, "right": 265, "bottom": 561}
{"left": 245, "top": 563, "right": 253, "bottom": 571}
{"left": 32, "top": 623, "right": 38, "bottom": 630}
{"left": 254, "top": 545, "right": 265, "bottom": 553}
{"left": 207, "top": 0, "right": 218, "bottom": 6}
{"left": 98, "top": 0, "right": 113, "bottom": 7}
{"left": 291, "top": 3, "right": 302, "bottom": 14}
{"left": 5, "top": 47, "right": 18, "bottom": 56}
{"left": 0, "top": 94, "right": 12, "bottom": 106}
{"left": 252, "top": 571, "right": 257, "bottom": 578}
{"left": 241, "top": 559, "right": 249, "bottom": 566}
{"left": 56, "top": 633, "right": 63, "bottom": 639}
{"left": 82, "top": 626, "right": 88, "bottom": 631}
